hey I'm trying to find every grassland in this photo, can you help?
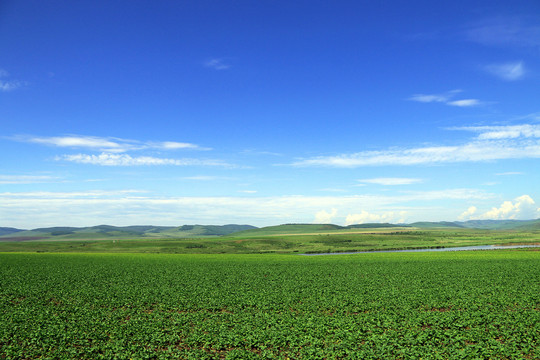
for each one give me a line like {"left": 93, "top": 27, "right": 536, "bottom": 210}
{"left": 1, "top": 251, "right": 539, "bottom": 359}
{"left": 1, "top": 227, "right": 539, "bottom": 254}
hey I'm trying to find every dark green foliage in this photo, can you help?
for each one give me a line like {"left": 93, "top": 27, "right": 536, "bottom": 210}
{"left": 1, "top": 251, "right": 538, "bottom": 359}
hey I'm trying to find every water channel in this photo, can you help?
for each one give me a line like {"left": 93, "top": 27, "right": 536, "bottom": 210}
{"left": 301, "top": 244, "right": 540, "bottom": 256}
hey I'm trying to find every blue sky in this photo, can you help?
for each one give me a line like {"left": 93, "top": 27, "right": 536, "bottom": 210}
{"left": 2, "top": 0, "right": 540, "bottom": 228}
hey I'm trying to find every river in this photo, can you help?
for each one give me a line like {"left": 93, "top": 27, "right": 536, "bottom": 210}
{"left": 301, "top": 244, "right": 540, "bottom": 256}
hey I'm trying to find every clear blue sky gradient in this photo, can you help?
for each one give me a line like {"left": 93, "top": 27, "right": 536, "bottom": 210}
{"left": 1, "top": 0, "right": 540, "bottom": 228}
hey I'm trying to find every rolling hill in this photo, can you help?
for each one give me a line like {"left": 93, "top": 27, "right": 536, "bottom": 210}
{"left": 0, "top": 224, "right": 256, "bottom": 240}
{"left": 2, "top": 219, "right": 540, "bottom": 241}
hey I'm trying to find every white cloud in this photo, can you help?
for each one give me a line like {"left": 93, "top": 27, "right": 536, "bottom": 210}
{"left": 56, "top": 153, "right": 232, "bottom": 167}
{"left": 16, "top": 135, "right": 206, "bottom": 153}
{"left": 409, "top": 94, "right": 450, "bottom": 103}
{"left": 0, "top": 190, "right": 143, "bottom": 198}
{"left": 204, "top": 58, "right": 230, "bottom": 70}
{"left": 0, "top": 190, "right": 489, "bottom": 228}
{"left": 158, "top": 141, "right": 207, "bottom": 150}
{"left": 458, "top": 206, "right": 477, "bottom": 220}
{"left": 359, "top": 178, "right": 422, "bottom": 186}
{"left": 182, "top": 176, "right": 229, "bottom": 181}
{"left": 485, "top": 61, "right": 525, "bottom": 81}
{"left": 345, "top": 211, "right": 407, "bottom": 225}
{"left": 0, "top": 69, "right": 25, "bottom": 92}
{"left": 465, "top": 17, "right": 540, "bottom": 49}
{"left": 455, "top": 124, "right": 540, "bottom": 140}
{"left": 0, "top": 175, "right": 58, "bottom": 184}
{"left": 409, "top": 90, "right": 481, "bottom": 107}
{"left": 460, "top": 195, "right": 540, "bottom": 221}
{"left": 0, "top": 80, "right": 24, "bottom": 92}
{"left": 29, "top": 136, "right": 128, "bottom": 152}
{"left": 293, "top": 124, "right": 540, "bottom": 167}
{"left": 447, "top": 99, "right": 481, "bottom": 107}
{"left": 495, "top": 172, "right": 523, "bottom": 176}
{"left": 314, "top": 208, "right": 337, "bottom": 224}
{"left": 293, "top": 140, "right": 540, "bottom": 167}
{"left": 409, "top": 90, "right": 460, "bottom": 103}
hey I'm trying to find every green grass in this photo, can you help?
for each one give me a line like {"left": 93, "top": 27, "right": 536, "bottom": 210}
{"left": 1, "top": 228, "right": 539, "bottom": 254}
{"left": 1, "top": 251, "right": 539, "bottom": 359}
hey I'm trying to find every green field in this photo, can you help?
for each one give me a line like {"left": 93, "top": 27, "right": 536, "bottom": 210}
{"left": 1, "top": 227, "right": 539, "bottom": 254}
{"left": 1, "top": 251, "right": 539, "bottom": 359}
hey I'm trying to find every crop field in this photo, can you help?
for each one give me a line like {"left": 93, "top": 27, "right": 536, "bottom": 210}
{"left": 1, "top": 251, "right": 539, "bottom": 359}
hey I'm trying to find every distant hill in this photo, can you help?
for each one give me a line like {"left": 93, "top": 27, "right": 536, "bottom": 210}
{"left": 409, "top": 219, "right": 540, "bottom": 230}
{"left": 174, "top": 224, "right": 257, "bottom": 236}
{"left": 0, "top": 224, "right": 256, "bottom": 240}
{"left": 2, "top": 218, "right": 540, "bottom": 241}
{"left": 228, "top": 223, "right": 413, "bottom": 237}
{"left": 514, "top": 219, "right": 540, "bottom": 230}
{"left": 409, "top": 221, "right": 465, "bottom": 229}
{"left": 346, "top": 223, "right": 410, "bottom": 229}
{"left": 230, "top": 223, "right": 345, "bottom": 237}
{"left": 0, "top": 227, "right": 25, "bottom": 236}
{"left": 457, "top": 219, "right": 540, "bottom": 230}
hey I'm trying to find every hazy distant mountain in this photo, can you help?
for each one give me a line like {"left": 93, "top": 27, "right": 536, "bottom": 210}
{"left": 2, "top": 219, "right": 540, "bottom": 240}
{"left": 0, "top": 224, "right": 257, "bottom": 240}
{"left": 409, "top": 221, "right": 465, "bottom": 228}
{"left": 0, "top": 227, "right": 24, "bottom": 236}
{"left": 457, "top": 219, "right": 540, "bottom": 230}
{"left": 347, "top": 223, "right": 410, "bottom": 229}
{"left": 410, "top": 219, "right": 540, "bottom": 230}
{"left": 230, "top": 223, "right": 344, "bottom": 236}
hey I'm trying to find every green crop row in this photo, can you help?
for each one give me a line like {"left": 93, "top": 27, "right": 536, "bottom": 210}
{"left": 1, "top": 251, "right": 539, "bottom": 359}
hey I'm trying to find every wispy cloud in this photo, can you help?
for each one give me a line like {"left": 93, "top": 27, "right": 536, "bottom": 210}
{"left": 56, "top": 153, "right": 232, "bottom": 167}
{"left": 358, "top": 178, "right": 422, "bottom": 186}
{"left": 465, "top": 16, "right": 540, "bottom": 49}
{"left": 14, "top": 135, "right": 210, "bottom": 152}
{"left": 204, "top": 58, "right": 231, "bottom": 70}
{"left": 0, "top": 190, "right": 144, "bottom": 198}
{"left": 292, "top": 124, "right": 540, "bottom": 167}
{"left": 182, "top": 175, "right": 230, "bottom": 181}
{"left": 156, "top": 141, "right": 206, "bottom": 150}
{"left": 485, "top": 61, "right": 526, "bottom": 81}
{"left": 0, "top": 69, "right": 25, "bottom": 92}
{"left": 495, "top": 171, "right": 524, "bottom": 176}
{"left": 447, "top": 99, "right": 481, "bottom": 107}
{"left": 409, "top": 90, "right": 481, "bottom": 107}
{"left": 409, "top": 89, "right": 460, "bottom": 103}
{"left": 0, "top": 175, "right": 59, "bottom": 184}
{"left": 454, "top": 124, "right": 540, "bottom": 140}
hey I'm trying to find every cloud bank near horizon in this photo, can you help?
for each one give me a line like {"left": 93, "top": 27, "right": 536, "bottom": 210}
{"left": 0, "top": 188, "right": 503, "bottom": 228}
{"left": 292, "top": 124, "right": 540, "bottom": 167}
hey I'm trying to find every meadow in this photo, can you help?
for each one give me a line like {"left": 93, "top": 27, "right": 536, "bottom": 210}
{"left": 1, "top": 250, "right": 539, "bottom": 359}
{"left": 1, "top": 227, "right": 540, "bottom": 254}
